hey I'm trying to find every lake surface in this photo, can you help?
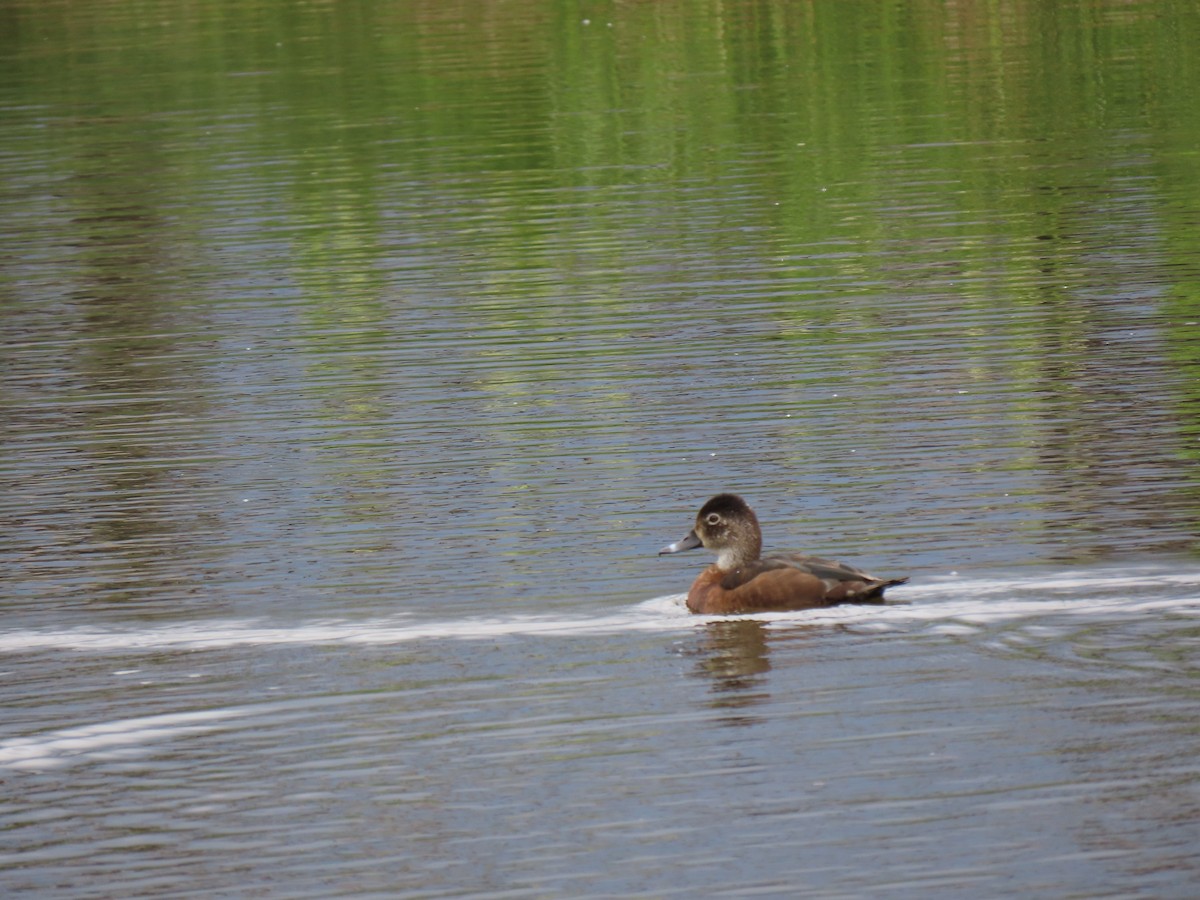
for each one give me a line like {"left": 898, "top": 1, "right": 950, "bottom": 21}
{"left": 3, "top": 0, "right": 1200, "bottom": 896}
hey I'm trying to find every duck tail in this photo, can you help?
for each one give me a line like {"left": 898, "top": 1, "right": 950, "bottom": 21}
{"left": 862, "top": 576, "right": 908, "bottom": 603}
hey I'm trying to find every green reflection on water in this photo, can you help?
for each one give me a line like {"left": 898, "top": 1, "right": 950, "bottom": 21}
{"left": 3, "top": 0, "right": 1200, "bottom": 571}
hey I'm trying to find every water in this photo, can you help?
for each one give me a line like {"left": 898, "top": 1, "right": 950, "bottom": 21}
{"left": 3, "top": 0, "right": 1200, "bottom": 896}
{"left": 3, "top": 573, "right": 1199, "bottom": 896}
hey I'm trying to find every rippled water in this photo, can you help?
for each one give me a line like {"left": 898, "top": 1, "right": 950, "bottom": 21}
{"left": 3, "top": 0, "right": 1200, "bottom": 896}
{"left": 3, "top": 572, "right": 1199, "bottom": 896}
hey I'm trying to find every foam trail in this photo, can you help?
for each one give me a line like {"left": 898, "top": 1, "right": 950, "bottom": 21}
{"left": 0, "top": 596, "right": 693, "bottom": 653}
{"left": 0, "top": 708, "right": 255, "bottom": 771}
{"left": 4, "top": 572, "right": 1199, "bottom": 773}
{"left": 1, "top": 571, "right": 1198, "bottom": 653}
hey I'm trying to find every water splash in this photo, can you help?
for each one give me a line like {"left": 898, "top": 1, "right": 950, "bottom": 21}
{"left": 1, "top": 570, "right": 1197, "bottom": 653}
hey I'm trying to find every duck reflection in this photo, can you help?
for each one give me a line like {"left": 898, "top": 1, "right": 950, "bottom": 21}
{"left": 683, "top": 620, "right": 826, "bottom": 725}
{"left": 683, "top": 620, "right": 773, "bottom": 724}
{"left": 694, "top": 619, "right": 771, "bottom": 684}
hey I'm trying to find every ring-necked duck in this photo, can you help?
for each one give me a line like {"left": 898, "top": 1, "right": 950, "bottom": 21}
{"left": 659, "top": 493, "right": 907, "bottom": 615}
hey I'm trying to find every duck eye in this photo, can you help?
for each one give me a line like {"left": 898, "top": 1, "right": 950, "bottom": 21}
{"left": 705, "top": 513, "right": 721, "bottom": 526}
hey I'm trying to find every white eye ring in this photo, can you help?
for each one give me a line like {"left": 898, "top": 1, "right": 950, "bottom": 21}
{"left": 706, "top": 513, "right": 721, "bottom": 525}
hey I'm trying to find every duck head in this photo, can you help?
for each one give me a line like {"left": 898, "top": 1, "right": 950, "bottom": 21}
{"left": 658, "top": 493, "right": 763, "bottom": 572}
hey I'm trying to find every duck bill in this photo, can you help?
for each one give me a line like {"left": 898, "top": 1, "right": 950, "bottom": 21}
{"left": 658, "top": 529, "right": 702, "bottom": 555}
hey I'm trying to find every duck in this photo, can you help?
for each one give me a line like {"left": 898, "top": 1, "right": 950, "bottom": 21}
{"left": 659, "top": 493, "right": 907, "bottom": 615}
